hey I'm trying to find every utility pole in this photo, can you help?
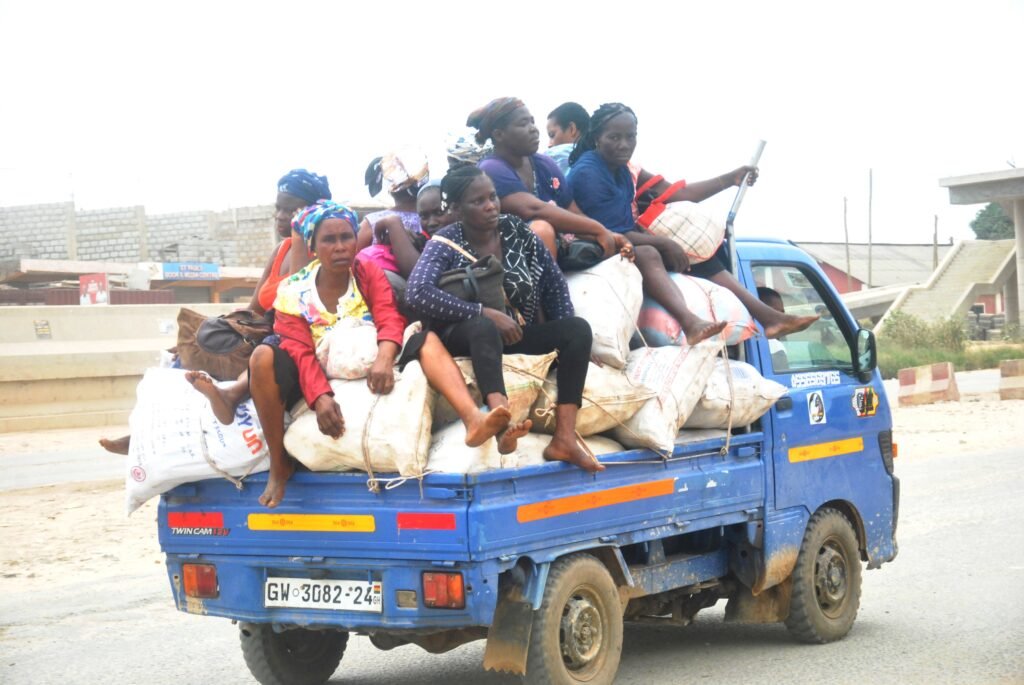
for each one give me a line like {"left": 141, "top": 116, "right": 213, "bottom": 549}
{"left": 933, "top": 215, "right": 939, "bottom": 269}
{"left": 843, "top": 196, "right": 852, "bottom": 292}
{"left": 867, "top": 169, "right": 873, "bottom": 288}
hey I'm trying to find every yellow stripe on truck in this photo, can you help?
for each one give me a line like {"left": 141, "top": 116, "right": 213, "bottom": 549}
{"left": 788, "top": 437, "right": 864, "bottom": 463}
{"left": 248, "top": 513, "right": 376, "bottom": 533}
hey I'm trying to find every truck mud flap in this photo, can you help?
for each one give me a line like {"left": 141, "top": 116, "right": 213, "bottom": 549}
{"left": 482, "top": 587, "right": 533, "bottom": 675}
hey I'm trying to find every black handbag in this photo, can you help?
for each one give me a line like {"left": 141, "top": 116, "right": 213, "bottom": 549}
{"left": 558, "top": 238, "right": 605, "bottom": 272}
{"left": 433, "top": 235, "right": 511, "bottom": 314}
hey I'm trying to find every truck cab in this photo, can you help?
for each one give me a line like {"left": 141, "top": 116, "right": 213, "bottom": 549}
{"left": 158, "top": 239, "right": 898, "bottom": 685}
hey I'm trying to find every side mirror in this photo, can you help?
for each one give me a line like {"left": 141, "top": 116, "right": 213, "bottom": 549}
{"left": 853, "top": 328, "right": 877, "bottom": 382}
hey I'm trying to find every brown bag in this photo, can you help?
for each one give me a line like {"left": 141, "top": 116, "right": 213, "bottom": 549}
{"left": 176, "top": 308, "right": 273, "bottom": 381}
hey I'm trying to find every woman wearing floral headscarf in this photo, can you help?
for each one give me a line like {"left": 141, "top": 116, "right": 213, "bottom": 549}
{"left": 252, "top": 200, "right": 515, "bottom": 508}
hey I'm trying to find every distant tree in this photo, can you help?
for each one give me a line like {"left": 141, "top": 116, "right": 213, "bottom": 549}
{"left": 970, "top": 202, "right": 1014, "bottom": 239}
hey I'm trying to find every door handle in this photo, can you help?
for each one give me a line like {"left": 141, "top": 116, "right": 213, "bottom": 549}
{"left": 775, "top": 397, "right": 793, "bottom": 411}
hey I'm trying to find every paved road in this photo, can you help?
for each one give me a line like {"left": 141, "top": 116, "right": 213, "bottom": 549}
{"left": 2, "top": 440, "right": 1021, "bottom": 684}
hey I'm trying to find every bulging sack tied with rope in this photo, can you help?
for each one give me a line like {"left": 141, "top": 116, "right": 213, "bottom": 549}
{"left": 564, "top": 256, "right": 644, "bottom": 369}
{"left": 283, "top": 361, "right": 433, "bottom": 478}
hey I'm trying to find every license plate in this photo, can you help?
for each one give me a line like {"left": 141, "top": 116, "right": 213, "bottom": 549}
{"left": 264, "top": 577, "right": 382, "bottom": 612}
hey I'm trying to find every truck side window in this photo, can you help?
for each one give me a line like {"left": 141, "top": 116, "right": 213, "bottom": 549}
{"left": 751, "top": 264, "right": 853, "bottom": 374}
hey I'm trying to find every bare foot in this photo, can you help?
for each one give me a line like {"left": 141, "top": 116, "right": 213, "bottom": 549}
{"left": 544, "top": 435, "right": 605, "bottom": 473}
{"left": 99, "top": 435, "right": 130, "bottom": 455}
{"left": 186, "top": 370, "right": 236, "bottom": 425}
{"left": 258, "top": 461, "right": 295, "bottom": 508}
{"left": 464, "top": 406, "right": 512, "bottom": 448}
{"left": 763, "top": 314, "right": 819, "bottom": 339}
{"left": 497, "top": 420, "right": 532, "bottom": 455}
{"left": 682, "top": 319, "right": 728, "bottom": 346}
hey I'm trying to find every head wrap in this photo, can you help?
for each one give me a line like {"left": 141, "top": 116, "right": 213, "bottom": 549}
{"left": 446, "top": 129, "right": 493, "bottom": 167}
{"left": 364, "top": 149, "right": 429, "bottom": 198}
{"left": 277, "top": 169, "right": 332, "bottom": 203}
{"left": 567, "top": 103, "right": 637, "bottom": 168}
{"left": 291, "top": 200, "right": 360, "bottom": 254}
{"left": 466, "top": 97, "right": 525, "bottom": 145}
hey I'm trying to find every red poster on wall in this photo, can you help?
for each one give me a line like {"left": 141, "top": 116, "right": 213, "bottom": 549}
{"left": 79, "top": 273, "right": 110, "bottom": 306}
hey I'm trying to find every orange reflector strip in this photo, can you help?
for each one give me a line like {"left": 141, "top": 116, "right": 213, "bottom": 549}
{"left": 788, "top": 437, "right": 864, "bottom": 463}
{"left": 247, "top": 513, "right": 375, "bottom": 533}
{"left": 517, "top": 478, "right": 676, "bottom": 523}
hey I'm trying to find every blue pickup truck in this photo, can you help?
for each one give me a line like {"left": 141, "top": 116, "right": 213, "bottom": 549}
{"left": 158, "top": 238, "right": 899, "bottom": 685}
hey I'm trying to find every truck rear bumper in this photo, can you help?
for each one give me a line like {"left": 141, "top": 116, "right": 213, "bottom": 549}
{"left": 165, "top": 554, "right": 499, "bottom": 629}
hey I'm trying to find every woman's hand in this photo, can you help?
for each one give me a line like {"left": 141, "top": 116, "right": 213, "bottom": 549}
{"left": 727, "top": 166, "right": 759, "bottom": 188}
{"left": 367, "top": 341, "right": 400, "bottom": 395}
{"left": 313, "top": 393, "right": 345, "bottom": 439}
{"left": 596, "top": 229, "right": 633, "bottom": 259}
{"left": 654, "top": 236, "right": 690, "bottom": 273}
{"left": 482, "top": 307, "right": 523, "bottom": 345}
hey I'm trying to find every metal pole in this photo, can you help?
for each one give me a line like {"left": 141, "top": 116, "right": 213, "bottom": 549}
{"left": 867, "top": 169, "right": 873, "bottom": 288}
{"left": 844, "top": 196, "right": 851, "bottom": 292}
{"left": 933, "top": 215, "right": 938, "bottom": 270}
{"left": 726, "top": 140, "right": 767, "bottom": 274}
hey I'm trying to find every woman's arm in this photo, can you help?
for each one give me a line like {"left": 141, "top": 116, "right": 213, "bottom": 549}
{"left": 376, "top": 216, "right": 423, "bottom": 278}
{"left": 636, "top": 166, "right": 757, "bottom": 204}
{"left": 288, "top": 228, "right": 314, "bottom": 275}
{"left": 405, "top": 238, "right": 486, "bottom": 322}
{"left": 499, "top": 192, "right": 623, "bottom": 256}
{"left": 246, "top": 244, "right": 279, "bottom": 314}
{"left": 274, "top": 311, "right": 333, "bottom": 408}
{"left": 356, "top": 218, "right": 374, "bottom": 252}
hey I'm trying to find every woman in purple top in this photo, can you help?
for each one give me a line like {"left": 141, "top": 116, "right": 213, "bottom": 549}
{"left": 467, "top": 97, "right": 629, "bottom": 261}
{"left": 406, "top": 166, "right": 602, "bottom": 473}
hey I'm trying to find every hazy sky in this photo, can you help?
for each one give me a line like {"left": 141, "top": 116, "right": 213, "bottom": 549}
{"left": 1, "top": 0, "right": 1021, "bottom": 247}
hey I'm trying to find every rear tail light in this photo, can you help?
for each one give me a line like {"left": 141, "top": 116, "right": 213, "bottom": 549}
{"left": 183, "top": 563, "right": 219, "bottom": 598}
{"left": 422, "top": 572, "right": 465, "bottom": 609}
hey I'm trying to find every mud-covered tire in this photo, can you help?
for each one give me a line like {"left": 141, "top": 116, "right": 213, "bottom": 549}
{"left": 239, "top": 622, "right": 347, "bottom": 685}
{"left": 525, "top": 554, "right": 623, "bottom": 685}
{"left": 785, "top": 507, "right": 862, "bottom": 643}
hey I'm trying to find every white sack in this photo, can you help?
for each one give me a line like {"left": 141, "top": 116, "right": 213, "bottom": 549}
{"left": 565, "top": 257, "right": 643, "bottom": 368}
{"left": 427, "top": 426, "right": 624, "bottom": 474}
{"left": 283, "top": 361, "right": 432, "bottom": 477}
{"left": 530, "top": 364, "right": 655, "bottom": 436}
{"left": 612, "top": 341, "right": 723, "bottom": 452}
{"left": 684, "top": 358, "right": 787, "bottom": 429}
{"left": 125, "top": 368, "right": 270, "bottom": 515}
{"left": 433, "top": 352, "right": 556, "bottom": 428}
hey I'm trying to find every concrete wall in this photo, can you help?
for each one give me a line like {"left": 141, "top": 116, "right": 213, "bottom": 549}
{"left": 0, "top": 303, "right": 236, "bottom": 432}
{"left": 0, "top": 199, "right": 384, "bottom": 268}
{"left": 0, "top": 201, "right": 278, "bottom": 267}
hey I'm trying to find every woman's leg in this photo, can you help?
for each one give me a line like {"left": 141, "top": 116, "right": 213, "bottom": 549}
{"left": 705, "top": 270, "right": 819, "bottom": 338}
{"left": 417, "top": 332, "right": 511, "bottom": 447}
{"left": 99, "top": 435, "right": 131, "bottom": 455}
{"left": 530, "top": 219, "right": 558, "bottom": 259}
{"left": 507, "top": 317, "right": 603, "bottom": 472}
{"left": 634, "top": 245, "right": 727, "bottom": 345}
{"left": 186, "top": 369, "right": 250, "bottom": 425}
{"left": 248, "top": 346, "right": 291, "bottom": 509}
{"left": 442, "top": 317, "right": 530, "bottom": 453}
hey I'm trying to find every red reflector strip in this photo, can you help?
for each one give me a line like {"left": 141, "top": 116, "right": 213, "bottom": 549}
{"left": 168, "top": 512, "right": 224, "bottom": 528}
{"left": 397, "top": 513, "right": 457, "bottom": 531}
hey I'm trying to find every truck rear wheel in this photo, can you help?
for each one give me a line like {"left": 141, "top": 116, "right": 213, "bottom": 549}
{"left": 784, "top": 507, "right": 862, "bottom": 643}
{"left": 525, "top": 554, "right": 623, "bottom": 685}
{"left": 239, "top": 622, "right": 347, "bottom": 685}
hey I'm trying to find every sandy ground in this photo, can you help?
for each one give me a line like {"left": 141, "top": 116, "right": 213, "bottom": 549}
{"left": 0, "top": 396, "right": 1022, "bottom": 598}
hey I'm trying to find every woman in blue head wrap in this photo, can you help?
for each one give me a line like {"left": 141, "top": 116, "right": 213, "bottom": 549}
{"left": 228, "top": 200, "right": 517, "bottom": 508}
{"left": 248, "top": 169, "right": 332, "bottom": 315}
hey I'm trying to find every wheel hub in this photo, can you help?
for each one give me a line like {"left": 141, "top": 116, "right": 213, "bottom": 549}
{"left": 560, "top": 593, "right": 604, "bottom": 671}
{"left": 814, "top": 540, "right": 849, "bottom": 617}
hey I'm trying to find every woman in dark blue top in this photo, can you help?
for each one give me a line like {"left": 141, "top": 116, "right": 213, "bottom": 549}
{"left": 569, "top": 103, "right": 818, "bottom": 340}
{"left": 406, "top": 166, "right": 602, "bottom": 473}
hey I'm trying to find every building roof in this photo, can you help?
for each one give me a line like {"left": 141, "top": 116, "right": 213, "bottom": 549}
{"left": 795, "top": 242, "right": 953, "bottom": 288}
